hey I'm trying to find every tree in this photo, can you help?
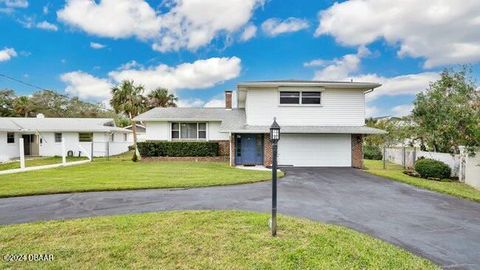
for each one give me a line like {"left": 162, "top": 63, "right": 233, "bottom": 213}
{"left": 110, "top": 80, "right": 147, "bottom": 161}
{"left": 147, "top": 87, "right": 177, "bottom": 109}
{"left": 13, "top": 96, "right": 34, "bottom": 117}
{"left": 0, "top": 89, "right": 15, "bottom": 116}
{"left": 412, "top": 66, "right": 480, "bottom": 154}
{"left": 365, "top": 117, "right": 415, "bottom": 147}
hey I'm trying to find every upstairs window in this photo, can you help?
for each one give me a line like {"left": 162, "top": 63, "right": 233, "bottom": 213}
{"left": 54, "top": 133, "right": 62, "bottom": 143}
{"left": 7, "top": 132, "right": 14, "bottom": 144}
{"left": 280, "top": 91, "right": 321, "bottom": 105}
{"left": 171, "top": 122, "right": 207, "bottom": 140}
{"left": 301, "top": 92, "right": 321, "bottom": 104}
{"left": 280, "top": 91, "right": 300, "bottom": 104}
{"left": 79, "top": 133, "right": 93, "bottom": 142}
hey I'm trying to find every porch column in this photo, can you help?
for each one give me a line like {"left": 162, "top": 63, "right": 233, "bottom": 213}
{"left": 19, "top": 138, "right": 25, "bottom": 169}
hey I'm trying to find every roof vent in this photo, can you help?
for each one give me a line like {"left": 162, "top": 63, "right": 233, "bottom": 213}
{"left": 36, "top": 113, "right": 45, "bottom": 118}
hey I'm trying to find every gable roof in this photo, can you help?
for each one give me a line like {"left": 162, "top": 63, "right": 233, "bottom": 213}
{"left": 134, "top": 107, "right": 245, "bottom": 128}
{"left": 237, "top": 80, "right": 381, "bottom": 90}
{"left": 0, "top": 117, "right": 130, "bottom": 133}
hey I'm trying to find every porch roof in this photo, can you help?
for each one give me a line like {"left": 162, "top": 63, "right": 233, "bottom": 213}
{"left": 222, "top": 125, "right": 386, "bottom": 135}
{"left": 0, "top": 117, "right": 130, "bottom": 133}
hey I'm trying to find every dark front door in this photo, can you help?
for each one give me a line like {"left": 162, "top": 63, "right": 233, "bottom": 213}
{"left": 22, "top": 135, "right": 31, "bottom": 156}
{"left": 236, "top": 134, "right": 263, "bottom": 165}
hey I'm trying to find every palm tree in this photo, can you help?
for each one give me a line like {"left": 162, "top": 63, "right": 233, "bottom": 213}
{"left": 110, "top": 80, "right": 147, "bottom": 161}
{"left": 147, "top": 87, "right": 177, "bottom": 109}
{"left": 13, "top": 96, "right": 34, "bottom": 117}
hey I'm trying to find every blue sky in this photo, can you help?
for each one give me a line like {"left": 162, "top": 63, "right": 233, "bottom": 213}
{"left": 1, "top": 0, "right": 479, "bottom": 117}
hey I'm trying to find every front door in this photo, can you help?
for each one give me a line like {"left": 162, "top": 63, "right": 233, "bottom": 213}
{"left": 236, "top": 134, "right": 263, "bottom": 165}
{"left": 22, "top": 135, "right": 31, "bottom": 156}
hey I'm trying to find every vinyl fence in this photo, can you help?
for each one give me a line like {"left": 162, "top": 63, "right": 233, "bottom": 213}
{"left": 384, "top": 147, "right": 480, "bottom": 189}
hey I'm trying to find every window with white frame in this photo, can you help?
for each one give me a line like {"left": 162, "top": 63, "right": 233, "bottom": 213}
{"left": 79, "top": 133, "right": 93, "bottom": 142}
{"left": 110, "top": 133, "right": 115, "bottom": 142}
{"left": 171, "top": 122, "right": 207, "bottom": 140}
{"left": 124, "top": 133, "right": 128, "bottom": 142}
{"left": 54, "top": 133, "right": 62, "bottom": 143}
{"left": 280, "top": 91, "right": 321, "bottom": 105}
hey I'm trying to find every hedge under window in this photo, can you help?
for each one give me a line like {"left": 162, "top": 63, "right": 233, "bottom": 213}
{"left": 79, "top": 133, "right": 93, "bottom": 142}
{"left": 171, "top": 122, "right": 207, "bottom": 140}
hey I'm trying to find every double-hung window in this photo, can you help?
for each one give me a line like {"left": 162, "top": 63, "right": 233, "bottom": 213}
{"left": 54, "top": 133, "right": 62, "bottom": 143}
{"left": 79, "top": 133, "right": 93, "bottom": 142}
{"left": 279, "top": 91, "right": 321, "bottom": 105}
{"left": 171, "top": 122, "right": 207, "bottom": 140}
{"left": 7, "top": 132, "right": 14, "bottom": 144}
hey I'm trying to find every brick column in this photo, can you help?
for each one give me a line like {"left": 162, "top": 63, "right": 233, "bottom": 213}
{"left": 351, "top": 134, "right": 363, "bottom": 169}
{"left": 229, "top": 134, "right": 236, "bottom": 166}
{"left": 264, "top": 133, "right": 272, "bottom": 167}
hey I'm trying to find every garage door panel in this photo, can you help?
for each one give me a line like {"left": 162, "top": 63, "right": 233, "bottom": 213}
{"left": 278, "top": 134, "right": 351, "bottom": 167}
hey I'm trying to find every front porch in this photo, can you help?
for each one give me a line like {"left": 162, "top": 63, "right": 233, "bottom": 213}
{"left": 230, "top": 133, "right": 272, "bottom": 167}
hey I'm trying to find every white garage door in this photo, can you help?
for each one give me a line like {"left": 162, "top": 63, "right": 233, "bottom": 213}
{"left": 278, "top": 134, "right": 352, "bottom": 167}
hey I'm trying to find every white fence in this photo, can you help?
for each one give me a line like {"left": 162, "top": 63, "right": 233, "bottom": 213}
{"left": 384, "top": 147, "right": 480, "bottom": 189}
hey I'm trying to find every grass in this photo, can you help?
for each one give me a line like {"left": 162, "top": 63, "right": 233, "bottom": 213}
{"left": 0, "top": 153, "right": 278, "bottom": 198}
{"left": 0, "top": 210, "right": 437, "bottom": 270}
{"left": 0, "top": 156, "right": 87, "bottom": 171}
{"left": 364, "top": 160, "right": 480, "bottom": 202}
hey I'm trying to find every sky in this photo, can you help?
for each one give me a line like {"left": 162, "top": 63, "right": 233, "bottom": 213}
{"left": 1, "top": 0, "right": 480, "bottom": 117}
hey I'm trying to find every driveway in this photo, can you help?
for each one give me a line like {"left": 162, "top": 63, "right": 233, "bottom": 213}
{"left": 0, "top": 168, "right": 479, "bottom": 269}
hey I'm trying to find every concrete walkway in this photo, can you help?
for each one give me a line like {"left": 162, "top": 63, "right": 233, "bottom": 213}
{"left": 0, "top": 167, "right": 479, "bottom": 269}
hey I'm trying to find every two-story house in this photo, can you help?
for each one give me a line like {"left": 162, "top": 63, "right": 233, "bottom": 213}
{"left": 134, "top": 80, "right": 386, "bottom": 168}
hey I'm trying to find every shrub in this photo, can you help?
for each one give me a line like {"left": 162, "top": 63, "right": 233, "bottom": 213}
{"left": 414, "top": 158, "right": 451, "bottom": 179}
{"left": 137, "top": 141, "right": 219, "bottom": 157}
{"left": 363, "top": 145, "right": 383, "bottom": 160}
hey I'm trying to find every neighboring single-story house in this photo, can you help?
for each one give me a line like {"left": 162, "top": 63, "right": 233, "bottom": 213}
{"left": 125, "top": 123, "right": 147, "bottom": 142}
{"left": 135, "top": 80, "right": 386, "bottom": 168}
{"left": 0, "top": 116, "right": 132, "bottom": 162}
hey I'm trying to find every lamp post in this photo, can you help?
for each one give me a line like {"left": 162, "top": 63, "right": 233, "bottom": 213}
{"left": 269, "top": 117, "right": 281, "bottom": 236}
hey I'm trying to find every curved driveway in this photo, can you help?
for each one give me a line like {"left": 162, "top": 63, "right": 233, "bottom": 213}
{"left": 1, "top": 168, "right": 479, "bottom": 269}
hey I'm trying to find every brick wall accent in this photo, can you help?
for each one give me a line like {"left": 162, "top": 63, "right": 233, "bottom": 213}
{"left": 229, "top": 134, "right": 236, "bottom": 166}
{"left": 351, "top": 134, "right": 363, "bottom": 168}
{"left": 225, "top": 91, "right": 232, "bottom": 109}
{"left": 216, "top": 140, "right": 230, "bottom": 156}
{"left": 264, "top": 133, "right": 272, "bottom": 167}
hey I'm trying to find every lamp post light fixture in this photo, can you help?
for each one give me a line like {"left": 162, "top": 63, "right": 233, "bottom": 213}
{"left": 269, "top": 117, "right": 281, "bottom": 236}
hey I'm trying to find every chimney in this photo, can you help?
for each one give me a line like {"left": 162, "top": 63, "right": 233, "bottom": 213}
{"left": 225, "top": 90, "right": 232, "bottom": 109}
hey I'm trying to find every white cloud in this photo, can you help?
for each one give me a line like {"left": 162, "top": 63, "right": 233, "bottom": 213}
{"left": 365, "top": 105, "right": 380, "bottom": 118}
{"left": 303, "top": 59, "right": 329, "bottom": 67}
{"left": 58, "top": 0, "right": 263, "bottom": 52}
{"left": 0, "top": 47, "right": 17, "bottom": 62}
{"left": 240, "top": 24, "right": 257, "bottom": 41}
{"left": 90, "top": 42, "right": 106, "bottom": 49}
{"left": 42, "top": 4, "right": 48, "bottom": 14}
{"left": 313, "top": 46, "right": 370, "bottom": 81}
{"left": 61, "top": 57, "right": 242, "bottom": 102}
{"left": 61, "top": 71, "right": 113, "bottom": 100}
{"left": 1, "top": 0, "right": 28, "bottom": 8}
{"left": 153, "top": 0, "right": 263, "bottom": 52}
{"left": 36, "top": 21, "right": 58, "bottom": 31}
{"left": 391, "top": 104, "right": 414, "bottom": 117}
{"left": 355, "top": 72, "right": 440, "bottom": 102}
{"left": 261, "top": 17, "right": 309, "bottom": 36}
{"left": 57, "top": 0, "right": 161, "bottom": 39}
{"left": 316, "top": 0, "right": 480, "bottom": 68}
{"left": 177, "top": 98, "right": 205, "bottom": 108}
{"left": 109, "top": 57, "right": 241, "bottom": 92}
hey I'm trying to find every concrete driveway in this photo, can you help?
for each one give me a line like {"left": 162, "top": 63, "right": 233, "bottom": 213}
{"left": 0, "top": 167, "right": 479, "bottom": 269}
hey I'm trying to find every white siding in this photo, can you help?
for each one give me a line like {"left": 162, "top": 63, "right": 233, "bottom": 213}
{"left": 207, "top": 122, "right": 229, "bottom": 141}
{"left": 278, "top": 134, "right": 352, "bottom": 167}
{"left": 145, "top": 122, "right": 170, "bottom": 141}
{"left": 245, "top": 87, "right": 365, "bottom": 126}
{"left": 0, "top": 132, "right": 20, "bottom": 162}
{"left": 144, "top": 121, "right": 228, "bottom": 141}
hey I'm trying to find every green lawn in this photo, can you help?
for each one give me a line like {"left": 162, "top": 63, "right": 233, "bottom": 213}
{"left": 364, "top": 160, "right": 480, "bottom": 202}
{"left": 0, "top": 156, "right": 87, "bottom": 171}
{"left": 0, "top": 210, "right": 437, "bottom": 270}
{"left": 0, "top": 153, "right": 278, "bottom": 198}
